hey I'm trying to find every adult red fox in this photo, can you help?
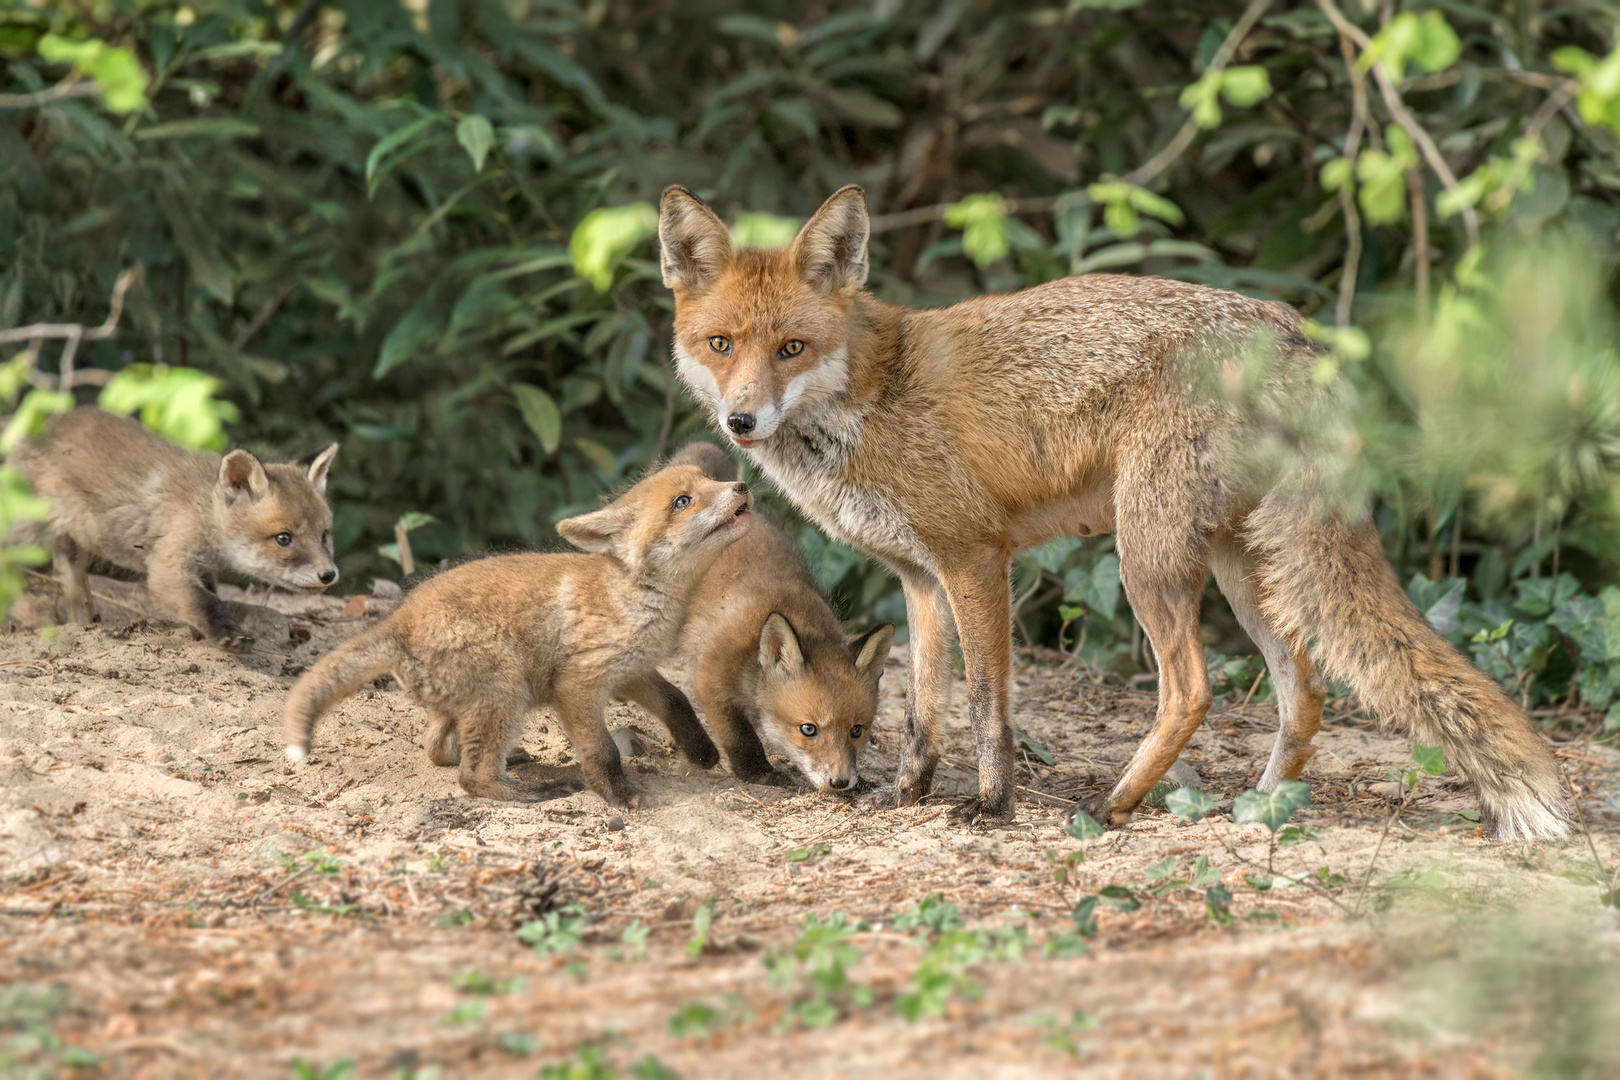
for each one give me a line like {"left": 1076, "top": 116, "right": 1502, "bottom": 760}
{"left": 656, "top": 184, "right": 1569, "bottom": 841}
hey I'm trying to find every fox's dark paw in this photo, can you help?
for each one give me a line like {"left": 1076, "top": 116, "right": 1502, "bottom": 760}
{"left": 214, "top": 631, "right": 255, "bottom": 654}
{"left": 505, "top": 746, "right": 537, "bottom": 767}
{"left": 948, "top": 795, "right": 1016, "bottom": 826}
{"left": 742, "top": 767, "right": 803, "bottom": 790}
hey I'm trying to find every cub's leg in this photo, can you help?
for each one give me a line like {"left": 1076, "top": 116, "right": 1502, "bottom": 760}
{"left": 149, "top": 535, "right": 252, "bottom": 652}
{"left": 554, "top": 673, "right": 636, "bottom": 808}
{"left": 53, "top": 538, "right": 95, "bottom": 625}
{"left": 615, "top": 669, "right": 720, "bottom": 768}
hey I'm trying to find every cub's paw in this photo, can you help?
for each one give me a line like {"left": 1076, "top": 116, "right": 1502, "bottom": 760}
{"left": 852, "top": 781, "right": 902, "bottom": 813}
{"left": 505, "top": 746, "right": 537, "bottom": 767}
{"left": 213, "top": 630, "right": 255, "bottom": 654}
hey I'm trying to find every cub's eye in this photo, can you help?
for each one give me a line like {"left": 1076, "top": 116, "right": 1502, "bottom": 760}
{"left": 322, "top": 530, "right": 331, "bottom": 545}
{"left": 799, "top": 723, "right": 818, "bottom": 738}
{"left": 708, "top": 336, "right": 730, "bottom": 354}
{"left": 850, "top": 725, "right": 863, "bottom": 739}
{"left": 673, "top": 494, "right": 692, "bottom": 511}
{"left": 778, "top": 340, "right": 804, "bottom": 359}
{"left": 274, "top": 532, "right": 293, "bottom": 547}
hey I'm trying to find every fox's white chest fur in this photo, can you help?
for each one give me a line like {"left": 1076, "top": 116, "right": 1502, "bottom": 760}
{"left": 748, "top": 403, "right": 939, "bottom": 579}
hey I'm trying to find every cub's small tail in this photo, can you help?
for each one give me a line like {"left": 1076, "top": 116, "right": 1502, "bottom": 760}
{"left": 1250, "top": 501, "right": 1570, "bottom": 842}
{"left": 669, "top": 440, "right": 738, "bottom": 482}
{"left": 283, "top": 626, "right": 403, "bottom": 763}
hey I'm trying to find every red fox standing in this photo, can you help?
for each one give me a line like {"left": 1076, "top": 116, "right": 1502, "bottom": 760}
{"left": 656, "top": 184, "right": 1570, "bottom": 841}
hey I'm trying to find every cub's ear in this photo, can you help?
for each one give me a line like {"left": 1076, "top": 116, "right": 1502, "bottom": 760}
{"left": 791, "top": 186, "right": 869, "bottom": 294}
{"left": 659, "top": 186, "right": 733, "bottom": 293}
{"left": 296, "top": 443, "right": 340, "bottom": 496}
{"left": 848, "top": 623, "right": 895, "bottom": 690}
{"left": 758, "top": 612, "right": 805, "bottom": 679}
{"left": 218, "top": 450, "right": 269, "bottom": 503}
{"left": 556, "top": 503, "right": 635, "bottom": 556}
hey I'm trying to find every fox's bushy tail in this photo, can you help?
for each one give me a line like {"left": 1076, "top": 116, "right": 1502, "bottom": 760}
{"left": 283, "top": 626, "right": 403, "bottom": 763}
{"left": 1248, "top": 499, "right": 1570, "bottom": 842}
{"left": 668, "top": 440, "right": 738, "bottom": 482}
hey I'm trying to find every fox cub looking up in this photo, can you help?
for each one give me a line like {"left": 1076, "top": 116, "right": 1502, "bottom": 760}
{"left": 283, "top": 462, "right": 754, "bottom": 807}
{"left": 643, "top": 441, "right": 893, "bottom": 793}
{"left": 11, "top": 407, "right": 339, "bottom": 652}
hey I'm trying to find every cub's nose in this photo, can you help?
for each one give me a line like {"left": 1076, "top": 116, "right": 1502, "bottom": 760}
{"left": 733, "top": 482, "right": 749, "bottom": 497}
{"left": 318, "top": 569, "right": 338, "bottom": 585}
{"left": 726, "top": 412, "right": 756, "bottom": 435}
{"left": 827, "top": 776, "right": 853, "bottom": 791}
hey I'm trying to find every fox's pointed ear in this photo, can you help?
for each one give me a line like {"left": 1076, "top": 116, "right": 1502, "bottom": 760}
{"left": 759, "top": 613, "right": 805, "bottom": 678}
{"left": 791, "top": 186, "right": 869, "bottom": 294}
{"left": 659, "top": 186, "right": 732, "bottom": 293}
{"left": 556, "top": 503, "right": 636, "bottom": 556}
{"left": 219, "top": 450, "right": 269, "bottom": 503}
{"left": 296, "top": 443, "right": 340, "bottom": 496}
{"left": 848, "top": 623, "right": 895, "bottom": 690}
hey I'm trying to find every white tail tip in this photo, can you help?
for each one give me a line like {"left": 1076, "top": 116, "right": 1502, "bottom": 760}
{"left": 284, "top": 745, "right": 307, "bottom": 763}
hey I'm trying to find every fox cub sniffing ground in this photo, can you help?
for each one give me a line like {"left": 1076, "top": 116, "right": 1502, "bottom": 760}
{"left": 644, "top": 441, "right": 894, "bottom": 793}
{"left": 282, "top": 463, "right": 753, "bottom": 807}
{"left": 11, "top": 406, "right": 339, "bottom": 653}
{"left": 658, "top": 184, "right": 1571, "bottom": 841}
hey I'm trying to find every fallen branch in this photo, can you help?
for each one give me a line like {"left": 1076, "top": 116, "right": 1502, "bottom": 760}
{"left": 0, "top": 80, "right": 101, "bottom": 109}
{"left": 1, "top": 267, "right": 140, "bottom": 391}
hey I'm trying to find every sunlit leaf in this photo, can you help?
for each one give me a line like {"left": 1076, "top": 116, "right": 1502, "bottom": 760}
{"left": 456, "top": 114, "right": 495, "bottom": 173}
{"left": 569, "top": 203, "right": 659, "bottom": 292}
{"left": 513, "top": 385, "right": 562, "bottom": 454}
{"left": 1232, "top": 781, "right": 1311, "bottom": 833}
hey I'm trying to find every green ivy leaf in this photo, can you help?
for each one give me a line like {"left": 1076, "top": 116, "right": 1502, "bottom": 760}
{"left": 1070, "top": 895, "right": 1098, "bottom": 938}
{"left": 38, "top": 34, "right": 149, "bottom": 114}
{"left": 1178, "top": 71, "right": 1223, "bottom": 129}
{"left": 1232, "top": 781, "right": 1311, "bottom": 833}
{"left": 731, "top": 211, "right": 800, "bottom": 249}
{"left": 1360, "top": 11, "right": 1460, "bottom": 79}
{"left": 1412, "top": 743, "right": 1446, "bottom": 776}
{"left": 1165, "top": 785, "right": 1218, "bottom": 821}
{"left": 1219, "top": 65, "right": 1272, "bottom": 108}
{"left": 456, "top": 114, "right": 495, "bottom": 173}
{"left": 1096, "top": 884, "right": 1140, "bottom": 912}
{"left": 943, "top": 193, "right": 1010, "bottom": 267}
{"left": 569, "top": 203, "right": 659, "bottom": 292}
{"left": 97, "top": 366, "right": 238, "bottom": 451}
{"left": 512, "top": 384, "right": 562, "bottom": 455}
{"left": 1063, "top": 811, "right": 1105, "bottom": 841}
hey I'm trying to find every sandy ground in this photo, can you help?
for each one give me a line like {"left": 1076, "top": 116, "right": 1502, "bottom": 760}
{"left": 2, "top": 575, "right": 1617, "bottom": 1078}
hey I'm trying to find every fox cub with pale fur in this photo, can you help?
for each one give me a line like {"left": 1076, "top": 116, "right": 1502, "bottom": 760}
{"left": 12, "top": 407, "right": 339, "bottom": 652}
{"left": 658, "top": 183, "right": 1570, "bottom": 841}
{"left": 283, "top": 462, "right": 753, "bottom": 807}
{"left": 641, "top": 441, "right": 894, "bottom": 793}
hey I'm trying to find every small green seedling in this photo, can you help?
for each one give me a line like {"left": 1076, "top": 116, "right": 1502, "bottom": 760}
{"left": 1063, "top": 811, "right": 1105, "bottom": 841}
{"left": 537, "top": 1045, "right": 615, "bottom": 1080}
{"left": 892, "top": 893, "right": 965, "bottom": 935}
{"left": 517, "top": 901, "right": 586, "bottom": 958}
{"left": 685, "top": 904, "right": 713, "bottom": 959}
{"left": 1166, "top": 785, "right": 1218, "bottom": 821}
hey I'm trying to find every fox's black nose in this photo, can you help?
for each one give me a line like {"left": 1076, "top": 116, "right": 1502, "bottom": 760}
{"left": 828, "top": 776, "right": 852, "bottom": 791}
{"left": 318, "top": 569, "right": 337, "bottom": 585}
{"left": 733, "top": 482, "right": 749, "bottom": 496}
{"left": 727, "top": 412, "right": 756, "bottom": 435}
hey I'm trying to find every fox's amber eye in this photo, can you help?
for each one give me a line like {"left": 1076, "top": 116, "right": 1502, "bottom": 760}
{"left": 673, "top": 494, "right": 692, "bottom": 511}
{"left": 850, "top": 725, "right": 863, "bottom": 739}
{"left": 708, "top": 336, "right": 730, "bottom": 354}
{"left": 799, "top": 723, "right": 818, "bottom": 738}
{"left": 778, "top": 340, "right": 804, "bottom": 359}
{"left": 274, "top": 532, "right": 293, "bottom": 547}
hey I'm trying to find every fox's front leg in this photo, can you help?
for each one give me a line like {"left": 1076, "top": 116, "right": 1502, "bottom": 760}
{"left": 555, "top": 674, "right": 637, "bottom": 809}
{"left": 940, "top": 554, "right": 1017, "bottom": 823}
{"left": 879, "top": 571, "right": 956, "bottom": 809}
{"left": 149, "top": 537, "right": 252, "bottom": 652}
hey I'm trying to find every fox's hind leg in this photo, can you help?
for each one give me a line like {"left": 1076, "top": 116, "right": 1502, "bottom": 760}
{"left": 1210, "top": 534, "right": 1326, "bottom": 790}
{"left": 615, "top": 669, "right": 720, "bottom": 769}
{"left": 53, "top": 538, "right": 95, "bottom": 625}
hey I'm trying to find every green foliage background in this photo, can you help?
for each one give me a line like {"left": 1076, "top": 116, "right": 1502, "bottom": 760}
{"left": 5, "top": 0, "right": 1620, "bottom": 725}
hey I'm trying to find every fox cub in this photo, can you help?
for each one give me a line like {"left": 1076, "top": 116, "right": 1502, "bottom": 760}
{"left": 12, "top": 407, "right": 339, "bottom": 652}
{"left": 648, "top": 441, "right": 893, "bottom": 792}
{"left": 282, "top": 462, "right": 753, "bottom": 807}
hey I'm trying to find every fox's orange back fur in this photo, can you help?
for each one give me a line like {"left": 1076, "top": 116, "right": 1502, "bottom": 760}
{"left": 282, "top": 463, "right": 753, "bottom": 807}
{"left": 665, "top": 441, "right": 893, "bottom": 792}
{"left": 659, "top": 185, "right": 1570, "bottom": 841}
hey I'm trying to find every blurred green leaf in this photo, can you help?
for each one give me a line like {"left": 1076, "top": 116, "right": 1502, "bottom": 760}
{"left": 457, "top": 115, "right": 495, "bottom": 173}
{"left": 570, "top": 204, "right": 659, "bottom": 292}
{"left": 513, "top": 385, "right": 562, "bottom": 454}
